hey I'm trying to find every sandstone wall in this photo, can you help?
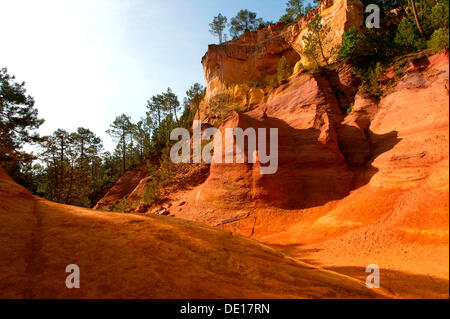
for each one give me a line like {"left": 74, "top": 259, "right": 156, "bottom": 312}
{"left": 198, "top": 0, "right": 364, "bottom": 122}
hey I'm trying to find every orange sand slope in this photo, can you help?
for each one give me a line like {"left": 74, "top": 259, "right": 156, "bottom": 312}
{"left": 0, "top": 167, "right": 386, "bottom": 299}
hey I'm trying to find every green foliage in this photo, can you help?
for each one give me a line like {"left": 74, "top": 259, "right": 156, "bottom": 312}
{"left": 428, "top": 28, "right": 450, "bottom": 53}
{"left": 338, "top": 27, "right": 361, "bottom": 60}
{"left": 180, "top": 83, "right": 205, "bottom": 130}
{"left": 343, "top": 102, "right": 354, "bottom": 115}
{"left": 39, "top": 127, "right": 112, "bottom": 207}
{"left": 0, "top": 67, "right": 44, "bottom": 186}
{"left": 279, "top": 0, "right": 315, "bottom": 23}
{"left": 337, "top": 1, "right": 449, "bottom": 99}
{"left": 395, "top": 0, "right": 449, "bottom": 52}
{"left": 427, "top": 1, "right": 450, "bottom": 52}
{"left": 302, "top": 14, "right": 331, "bottom": 67}
{"left": 106, "top": 114, "right": 134, "bottom": 173}
{"left": 111, "top": 199, "right": 128, "bottom": 212}
{"left": 430, "top": 2, "right": 449, "bottom": 30}
{"left": 353, "top": 63, "right": 384, "bottom": 98}
{"left": 277, "top": 56, "right": 291, "bottom": 84}
{"left": 146, "top": 87, "right": 180, "bottom": 126}
{"left": 142, "top": 164, "right": 161, "bottom": 205}
{"left": 229, "top": 10, "right": 262, "bottom": 38}
{"left": 158, "top": 143, "right": 175, "bottom": 187}
{"left": 395, "top": 13, "right": 428, "bottom": 51}
{"left": 340, "top": 28, "right": 397, "bottom": 67}
{"left": 151, "top": 114, "right": 176, "bottom": 155}
{"left": 142, "top": 144, "right": 177, "bottom": 206}
{"left": 209, "top": 13, "right": 228, "bottom": 44}
{"left": 339, "top": 0, "right": 448, "bottom": 85}
{"left": 257, "top": 20, "right": 275, "bottom": 30}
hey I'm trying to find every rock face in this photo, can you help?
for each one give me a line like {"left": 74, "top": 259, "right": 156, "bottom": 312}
{"left": 94, "top": 165, "right": 149, "bottom": 210}
{"left": 200, "top": 24, "right": 300, "bottom": 121}
{"left": 283, "top": 0, "right": 364, "bottom": 65}
{"left": 176, "top": 10, "right": 449, "bottom": 293}
{"left": 191, "top": 47, "right": 449, "bottom": 232}
{"left": 194, "top": 69, "right": 357, "bottom": 213}
{"left": 199, "top": 0, "right": 364, "bottom": 122}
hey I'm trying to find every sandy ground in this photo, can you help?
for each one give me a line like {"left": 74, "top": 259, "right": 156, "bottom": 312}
{"left": 0, "top": 167, "right": 388, "bottom": 299}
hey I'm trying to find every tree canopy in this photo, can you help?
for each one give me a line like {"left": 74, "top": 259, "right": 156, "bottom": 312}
{"left": 229, "top": 10, "right": 263, "bottom": 38}
{"left": 209, "top": 13, "right": 228, "bottom": 44}
{"left": 106, "top": 114, "right": 134, "bottom": 173}
{"left": 0, "top": 67, "right": 44, "bottom": 185}
{"left": 279, "top": 0, "right": 315, "bottom": 23}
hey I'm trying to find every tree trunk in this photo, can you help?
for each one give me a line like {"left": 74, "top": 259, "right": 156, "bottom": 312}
{"left": 80, "top": 139, "right": 84, "bottom": 162}
{"left": 173, "top": 106, "right": 178, "bottom": 122}
{"left": 410, "top": 0, "right": 425, "bottom": 38}
{"left": 60, "top": 136, "right": 64, "bottom": 193}
{"left": 65, "top": 159, "right": 74, "bottom": 204}
{"left": 52, "top": 152, "right": 58, "bottom": 200}
{"left": 122, "top": 130, "right": 126, "bottom": 173}
{"left": 317, "top": 37, "right": 329, "bottom": 66}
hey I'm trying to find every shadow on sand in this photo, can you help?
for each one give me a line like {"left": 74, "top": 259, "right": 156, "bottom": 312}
{"left": 270, "top": 243, "right": 449, "bottom": 299}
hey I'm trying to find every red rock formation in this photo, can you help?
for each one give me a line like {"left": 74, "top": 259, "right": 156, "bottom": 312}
{"left": 199, "top": 0, "right": 364, "bottom": 122}
{"left": 177, "top": 44, "right": 449, "bottom": 298}
{"left": 0, "top": 167, "right": 386, "bottom": 298}
{"left": 194, "top": 70, "right": 356, "bottom": 214}
{"left": 94, "top": 165, "right": 149, "bottom": 210}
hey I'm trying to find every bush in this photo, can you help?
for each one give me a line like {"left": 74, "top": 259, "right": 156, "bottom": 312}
{"left": 395, "top": 14, "right": 428, "bottom": 52}
{"left": 343, "top": 102, "right": 354, "bottom": 115}
{"left": 111, "top": 200, "right": 128, "bottom": 212}
{"left": 142, "top": 164, "right": 161, "bottom": 205}
{"left": 341, "top": 25, "right": 400, "bottom": 69}
{"left": 277, "top": 56, "right": 291, "bottom": 84}
{"left": 338, "top": 27, "right": 361, "bottom": 60}
{"left": 428, "top": 28, "right": 450, "bottom": 53}
{"left": 353, "top": 62, "right": 384, "bottom": 98}
{"left": 430, "top": 1, "right": 449, "bottom": 31}
{"left": 142, "top": 179, "right": 161, "bottom": 205}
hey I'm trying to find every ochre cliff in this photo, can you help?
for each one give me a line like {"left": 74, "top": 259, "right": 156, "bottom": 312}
{"left": 173, "top": 20, "right": 450, "bottom": 296}
{"left": 92, "top": 0, "right": 448, "bottom": 298}
{"left": 198, "top": 0, "right": 364, "bottom": 122}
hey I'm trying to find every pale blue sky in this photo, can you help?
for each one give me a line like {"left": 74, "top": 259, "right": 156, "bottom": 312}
{"left": 0, "top": 0, "right": 288, "bottom": 151}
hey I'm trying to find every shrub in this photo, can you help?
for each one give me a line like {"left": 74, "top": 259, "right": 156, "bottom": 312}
{"left": 111, "top": 200, "right": 128, "bottom": 212}
{"left": 277, "top": 56, "right": 291, "bottom": 84}
{"left": 142, "top": 179, "right": 161, "bottom": 205}
{"left": 430, "top": 1, "right": 449, "bottom": 31}
{"left": 142, "top": 164, "right": 161, "bottom": 205}
{"left": 338, "top": 27, "right": 361, "bottom": 60}
{"left": 354, "top": 62, "right": 384, "bottom": 98}
{"left": 343, "top": 102, "right": 354, "bottom": 115}
{"left": 395, "top": 14, "right": 428, "bottom": 52}
{"left": 428, "top": 28, "right": 450, "bottom": 53}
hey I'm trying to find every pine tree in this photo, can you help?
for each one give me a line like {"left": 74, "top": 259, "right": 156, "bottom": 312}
{"left": 0, "top": 67, "right": 44, "bottom": 184}
{"left": 163, "top": 87, "right": 180, "bottom": 122}
{"left": 209, "top": 13, "right": 228, "bottom": 44}
{"left": 302, "top": 14, "right": 331, "bottom": 67}
{"left": 106, "top": 114, "right": 134, "bottom": 173}
{"left": 229, "top": 10, "right": 262, "bottom": 38}
{"left": 146, "top": 94, "right": 165, "bottom": 126}
{"left": 279, "top": 0, "right": 305, "bottom": 23}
